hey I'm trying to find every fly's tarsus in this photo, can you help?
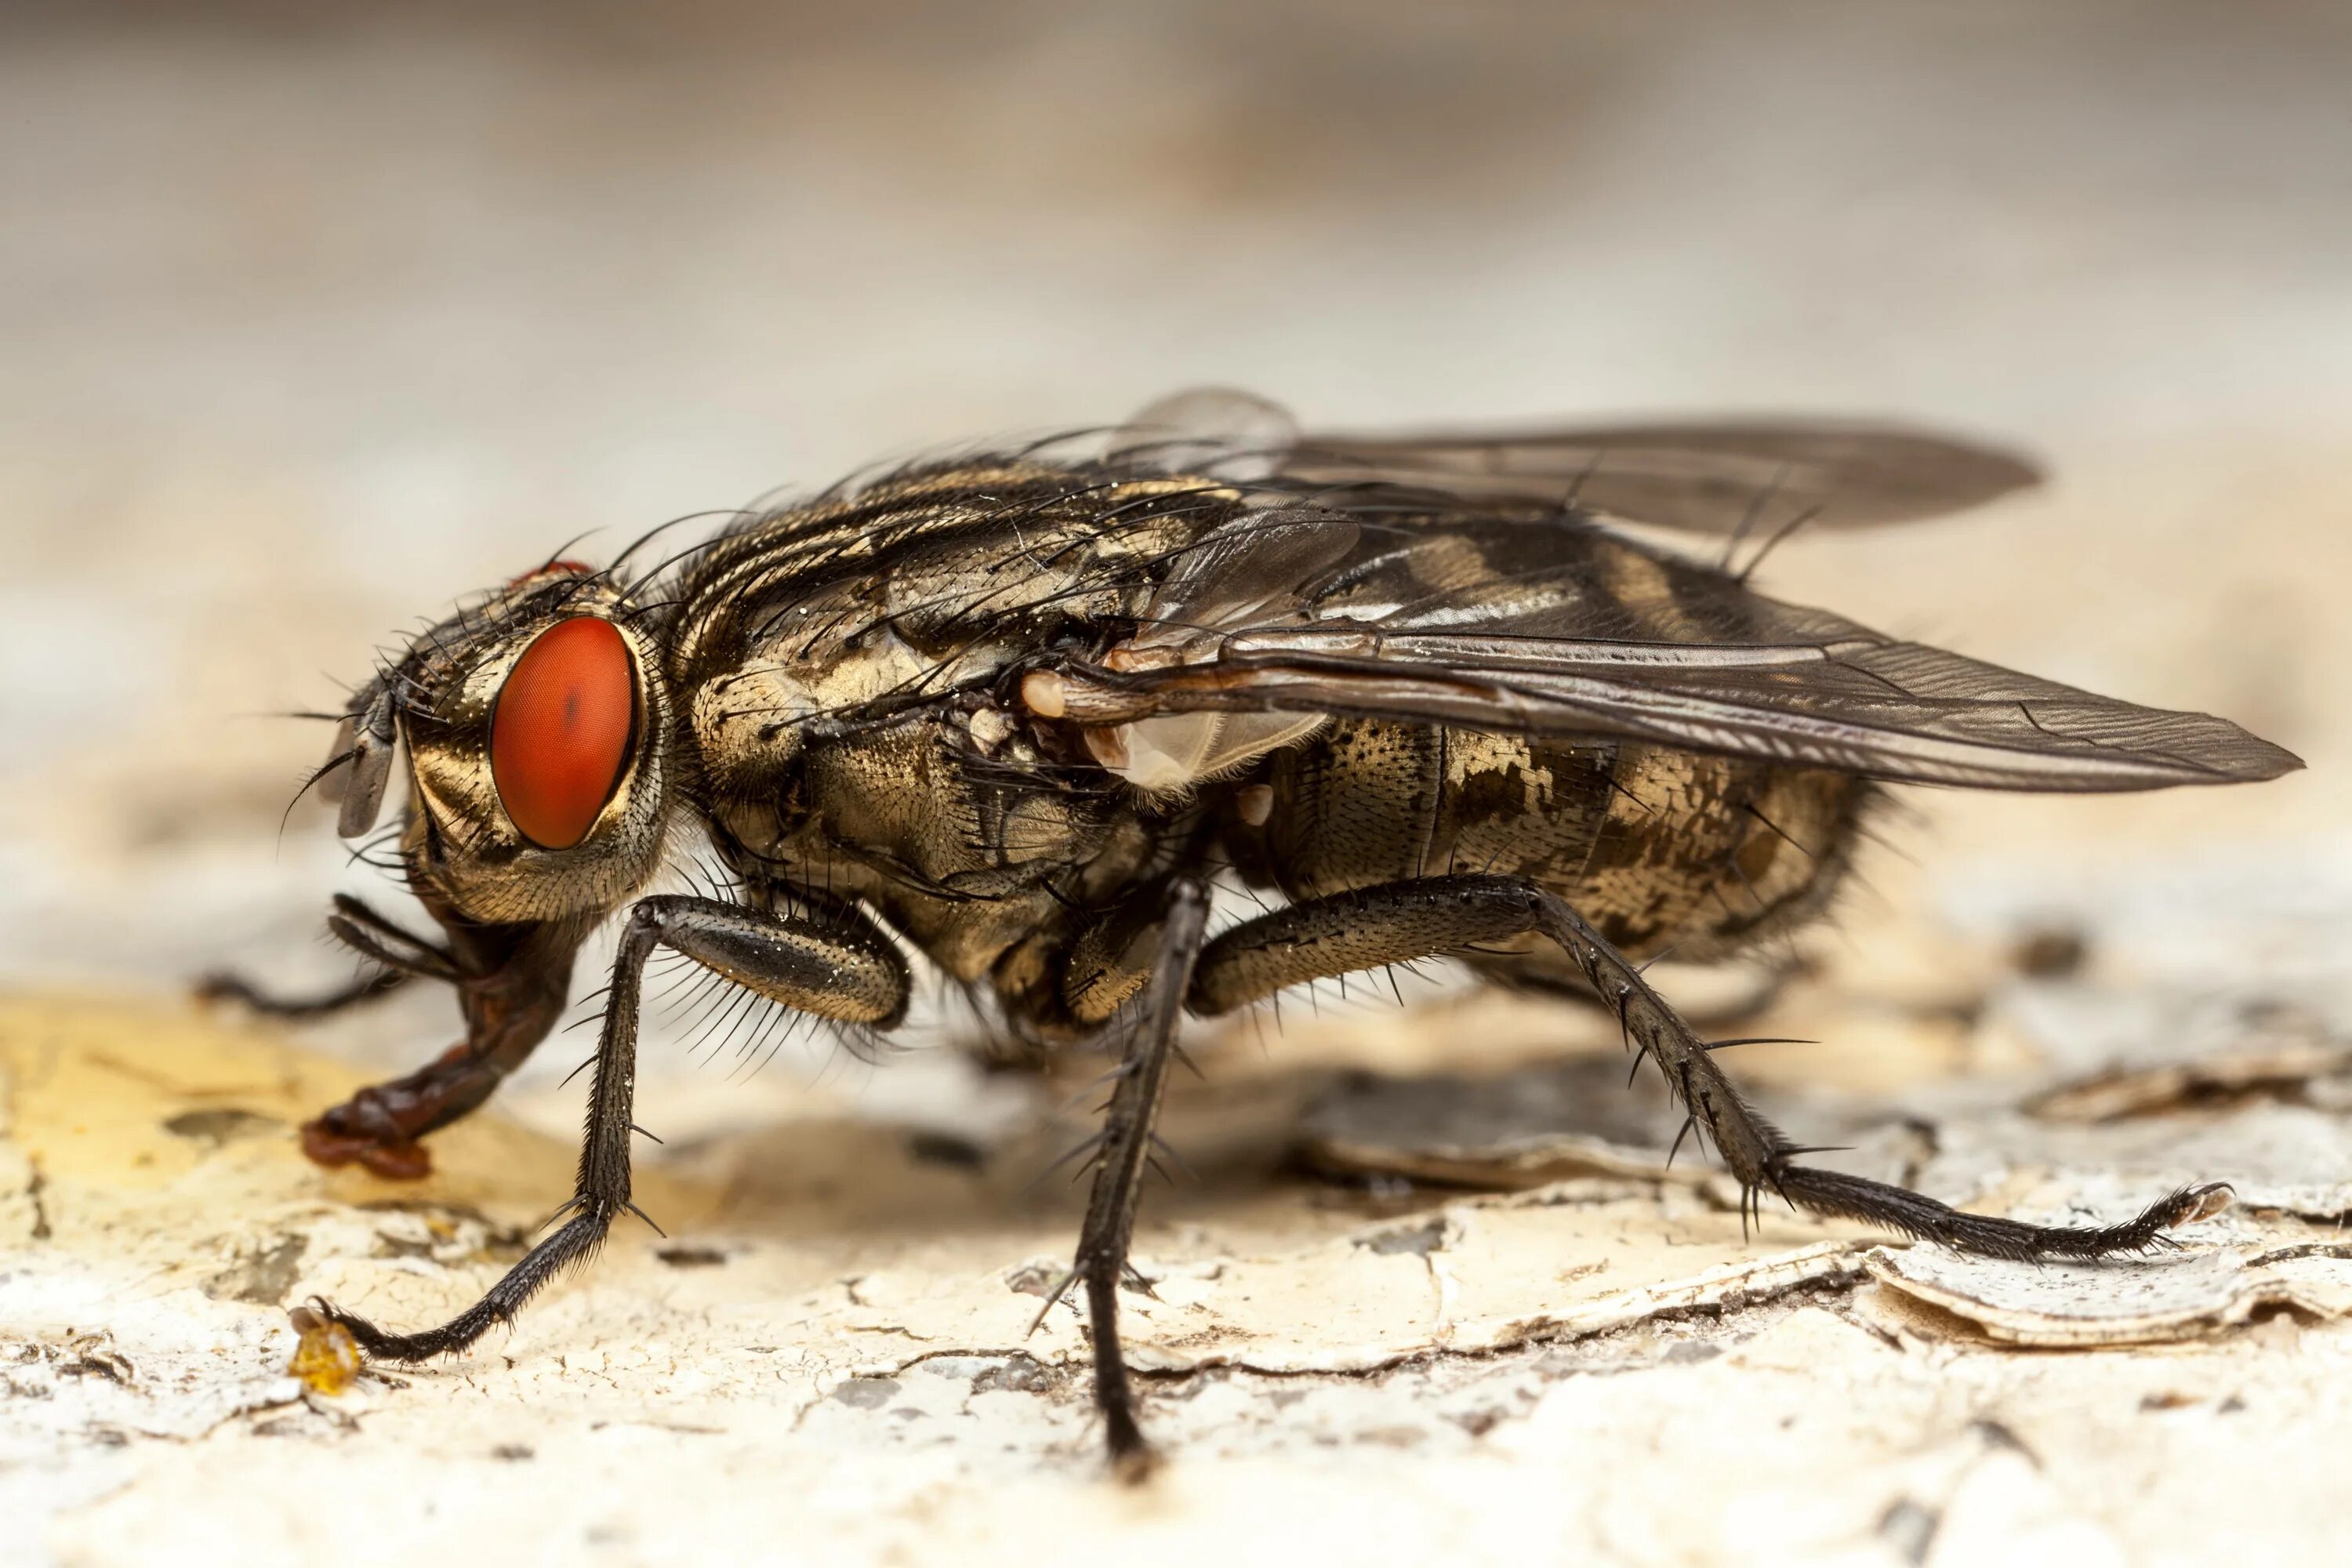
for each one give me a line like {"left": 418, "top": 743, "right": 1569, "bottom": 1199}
{"left": 196, "top": 965, "right": 408, "bottom": 1019}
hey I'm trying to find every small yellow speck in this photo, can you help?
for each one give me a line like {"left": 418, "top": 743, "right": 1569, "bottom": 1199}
{"left": 287, "top": 1306, "right": 361, "bottom": 1396}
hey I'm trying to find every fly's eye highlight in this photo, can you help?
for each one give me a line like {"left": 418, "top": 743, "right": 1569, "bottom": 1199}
{"left": 489, "top": 617, "right": 636, "bottom": 849}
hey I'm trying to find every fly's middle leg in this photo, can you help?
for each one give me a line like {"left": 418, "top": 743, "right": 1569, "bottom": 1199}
{"left": 1189, "top": 874, "right": 2229, "bottom": 1261}
{"left": 318, "top": 894, "right": 909, "bottom": 1360}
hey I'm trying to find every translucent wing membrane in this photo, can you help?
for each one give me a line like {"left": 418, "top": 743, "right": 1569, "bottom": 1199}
{"left": 1103, "top": 387, "right": 2043, "bottom": 535}
{"left": 1106, "top": 387, "right": 1300, "bottom": 482}
{"left": 1277, "top": 419, "right": 2044, "bottom": 535}
{"left": 1060, "top": 511, "right": 2302, "bottom": 793}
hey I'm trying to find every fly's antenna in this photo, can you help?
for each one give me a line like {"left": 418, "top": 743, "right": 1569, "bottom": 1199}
{"left": 329, "top": 677, "right": 401, "bottom": 839}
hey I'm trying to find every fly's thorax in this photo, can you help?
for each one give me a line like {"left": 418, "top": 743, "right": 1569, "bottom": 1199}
{"left": 714, "top": 705, "right": 1161, "bottom": 986}
{"left": 664, "top": 464, "right": 1242, "bottom": 680}
{"left": 666, "top": 459, "right": 1305, "bottom": 829}
{"left": 389, "top": 575, "right": 674, "bottom": 925}
{"left": 659, "top": 464, "right": 1252, "bottom": 980}
{"left": 687, "top": 626, "right": 1018, "bottom": 793}
{"left": 697, "top": 677, "right": 1145, "bottom": 952}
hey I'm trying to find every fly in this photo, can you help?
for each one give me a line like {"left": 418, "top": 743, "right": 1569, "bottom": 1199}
{"left": 211, "top": 388, "right": 2299, "bottom": 1473}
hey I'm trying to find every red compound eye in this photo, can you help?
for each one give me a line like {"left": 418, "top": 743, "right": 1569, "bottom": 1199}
{"left": 489, "top": 618, "right": 636, "bottom": 849}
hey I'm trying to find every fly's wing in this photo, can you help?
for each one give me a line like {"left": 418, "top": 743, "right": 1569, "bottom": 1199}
{"left": 1105, "top": 389, "right": 2042, "bottom": 535}
{"left": 1106, "top": 388, "right": 1300, "bottom": 481}
{"left": 1049, "top": 511, "right": 2302, "bottom": 793}
{"left": 1279, "top": 420, "right": 2043, "bottom": 535}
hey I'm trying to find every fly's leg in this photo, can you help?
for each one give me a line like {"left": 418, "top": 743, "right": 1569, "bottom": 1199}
{"left": 195, "top": 895, "right": 518, "bottom": 1179}
{"left": 319, "top": 894, "right": 908, "bottom": 1361}
{"left": 1189, "top": 875, "right": 2228, "bottom": 1261}
{"left": 1034, "top": 876, "right": 1212, "bottom": 1477}
{"left": 194, "top": 895, "right": 452, "bottom": 1021}
{"left": 297, "top": 908, "right": 578, "bottom": 1181}
{"left": 300, "top": 1042, "right": 543, "bottom": 1181}
{"left": 197, "top": 965, "right": 408, "bottom": 1018}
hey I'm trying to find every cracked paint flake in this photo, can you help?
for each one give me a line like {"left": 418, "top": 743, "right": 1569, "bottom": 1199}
{"left": 1864, "top": 1242, "right": 2352, "bottom": 1347}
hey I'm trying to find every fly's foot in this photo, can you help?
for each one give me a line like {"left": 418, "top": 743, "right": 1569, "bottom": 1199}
{"left": 299, "top": 1044, "right": 503, "bottom": 1180}
{"left": 303, "top": 1295, "right": 481, "bottom": 1362}
{"left": 299, "top": 1120, "right": 433, "bottom": 1180}
{"left": 285, "top": 1302, "right": 364, "bottom": 1393}
{"left": 2166, "top": 1181, "right": 2235, "bottom": 1228}
{"left": 1108, "top": 1427, "right": 1161, "bottom": 1486}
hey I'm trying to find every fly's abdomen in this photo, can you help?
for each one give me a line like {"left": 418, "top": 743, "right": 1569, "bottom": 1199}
{"left": 1252, "top": 721, "right": 1611, "bottom": 898}
{"left": 1245, "top": 719, "right": 1865, "bottom": 971}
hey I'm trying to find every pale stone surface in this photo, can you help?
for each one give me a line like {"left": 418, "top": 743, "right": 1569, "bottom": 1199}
{"left": 10, "top": 964, "right": 2352, "bottom": 1566}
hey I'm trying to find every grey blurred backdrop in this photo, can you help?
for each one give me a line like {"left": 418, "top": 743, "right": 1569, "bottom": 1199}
{"left": 2, "top": 2, "right": 2344, "bottom": 1061}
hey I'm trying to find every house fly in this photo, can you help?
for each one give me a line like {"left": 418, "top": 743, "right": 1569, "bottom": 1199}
{"left": 213, "top": 389, "right": 2299, "bottom": 1472}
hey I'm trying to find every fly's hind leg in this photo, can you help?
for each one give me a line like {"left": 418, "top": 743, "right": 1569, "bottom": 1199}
{"left": 1189, "top": 874, "right": 2229, "bottom": 1261}
{"left": 318, "top": 894, "right": 908, "bottom": 1360}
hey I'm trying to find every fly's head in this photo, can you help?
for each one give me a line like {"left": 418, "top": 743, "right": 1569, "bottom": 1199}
{"left": 326, "top": 563, "right": 674, "bottom": 926}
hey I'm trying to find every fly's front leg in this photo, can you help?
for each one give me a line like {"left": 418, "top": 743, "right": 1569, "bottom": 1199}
{"left": 197, "top": 966, "right": 408, "bottom": 1019}
{"left": 1190, "top": 875, "right": 2228, "bottom": 1261}
{"left": 195, "top": 894, "right": 449, "bottom": 1021}
{"left": 1039, "top": 876, "right": 1212, "bottom": 1477}
{"left": 198, "top": 893, "right": 539, "bottom": 1179}
{"left": 298, "top": 906, "right": 579, "bottom": 1181}
{"left": 318, "top": 894, "right": 908, "bottom": 1361}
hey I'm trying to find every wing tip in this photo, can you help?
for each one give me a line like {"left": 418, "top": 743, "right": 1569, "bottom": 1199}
{"left": 2140, "top": 731, "right": 2304, "bottom": 789}
{"left": 1965, "top": 445, "right": 2043, "bottom": 504}
{"left": 1830, "top": 424, "right": 2044, "bottom": 523}
{"left": 2230, "top": 738, "right": 2307, "bottom": 782}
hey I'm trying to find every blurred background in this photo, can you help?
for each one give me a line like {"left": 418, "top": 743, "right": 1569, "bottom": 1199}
{"left": 2, "top": 0, "right": 2346, "bottom": 1103}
